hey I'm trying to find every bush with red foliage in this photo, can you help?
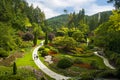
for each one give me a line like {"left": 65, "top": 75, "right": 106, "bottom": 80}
{"left": 48, "top": 33, "right": 55, "bottom": 42}
{"left": 22, "top": 32, "right": 34, "bottom": 41}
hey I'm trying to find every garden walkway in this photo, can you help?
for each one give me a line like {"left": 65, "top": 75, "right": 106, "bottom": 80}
{"left": 32, "top": 40, "right": 70, "bottom": 80}
{"left": 94, "top": 52, "right": 115, "bottom": 69}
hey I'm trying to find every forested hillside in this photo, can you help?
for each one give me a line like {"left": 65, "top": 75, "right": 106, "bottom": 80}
{"left": 47, "top": 11, "right": 112, "bottom": 31}
{"left": 0, "top": 0, "right": 46, "bottom": 57}
{"left": 47, "top": 14, "right": 68, "bottom": 30}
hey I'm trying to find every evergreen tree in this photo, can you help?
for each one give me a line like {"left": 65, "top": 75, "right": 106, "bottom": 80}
{"left": 32, "top": 23, "right": 41, "bottom": 46}
{"left": 44, "top": 32, "right": 48, "bottom": 45}
{"left": 33, "top": 31, "right": 38, "bottom": 46}
{"left": 13, "top": 62, "right": 17, "bottom": 75}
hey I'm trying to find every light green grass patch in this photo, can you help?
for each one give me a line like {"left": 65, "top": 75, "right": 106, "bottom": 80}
{"left": 16, "top": 47, "right": 38, "bottom": 69}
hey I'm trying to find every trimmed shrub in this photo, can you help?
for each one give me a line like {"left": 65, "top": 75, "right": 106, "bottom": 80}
{"left": 38, "top": 46, "right": 45, "bottom": 51}
{"left": 20, "top": 49, "right": 25, "bottom": 52}
{"left": 57, "top": 58, "right": 73, "bottom": 69}
{"left": 41, "top": 50, "right": 48, "bottom": 57}
{"left": 13, "top": 62, "right": 17, "bottom": 75}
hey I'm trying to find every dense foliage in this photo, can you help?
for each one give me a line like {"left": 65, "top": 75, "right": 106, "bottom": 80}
{"left": 57, "top": 58, "right": 73, "bottom": 69}
{"left": 0, "top": 0, "right": 120, "bottom": 79}
{"left": 47, "top": 11, "right": 112, "bottom": 31}
{"left": 0, "top": 0, "right": 45, "bottom": 57}
{"left": 94, "top": 11, "right": 120, "bottom": 53}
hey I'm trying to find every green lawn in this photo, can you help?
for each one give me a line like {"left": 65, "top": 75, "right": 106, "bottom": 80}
{"left": 38, "top": 52, "right": 110, "bottom": 77}
{"left": 16, "top": 40, "right": 42, "bottom": 69}
{"left": 16, "top": 40, "right": 55, "bottom": 80}
{"left": 54, "top": 53, "right": 108, "bottom": 69}
{"left": 16, "top": 47, "right": 38, "bottom": 69}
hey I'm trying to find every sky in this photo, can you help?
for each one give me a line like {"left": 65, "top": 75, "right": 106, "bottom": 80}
{"left": 26, "top": 0, "right": 114, "bottom": 19}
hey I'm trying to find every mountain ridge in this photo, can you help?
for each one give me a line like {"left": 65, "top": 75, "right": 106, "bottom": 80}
{"left": 46, "top": 10, "right": 112, "bottom": 30}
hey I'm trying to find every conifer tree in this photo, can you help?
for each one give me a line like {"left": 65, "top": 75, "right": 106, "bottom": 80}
{"left": 44, "top": 32, "right": 48, "bottom": 45}
{"left": 13, "top": 62, "right": 17, "bottom": 75}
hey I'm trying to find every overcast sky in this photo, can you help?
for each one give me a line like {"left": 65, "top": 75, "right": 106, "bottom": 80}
{"left": 26, "top": 0, "right": 114, "bottom": 19}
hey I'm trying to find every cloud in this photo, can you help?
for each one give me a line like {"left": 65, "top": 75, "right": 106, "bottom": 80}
{"left": 86, "top": 4, "right": 114, "bottom": 15}
{"left": 26, "top": 0, "right": 114, "bottom": 19}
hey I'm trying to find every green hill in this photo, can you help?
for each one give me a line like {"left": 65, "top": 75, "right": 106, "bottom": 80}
{"left": 47, "top": 11, "right": 112, "bottom": 31}
{"left": 46, "top": 14, "right": 69, "bottom": 30}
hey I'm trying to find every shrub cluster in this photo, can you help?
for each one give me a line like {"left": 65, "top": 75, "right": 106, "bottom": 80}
{"left": 38, "top": 47, "right": 49, "bottom": 57}
{"left": 57, "top": 57, "right": 73, "bottom": 69}
{"left": 22, "top": 32, "right": 34, "bottom": 41}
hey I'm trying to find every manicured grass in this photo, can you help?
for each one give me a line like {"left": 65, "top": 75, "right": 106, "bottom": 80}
{"left": 16, "top": 40, "right": 42, "bottom": 69}
{"left": 16, "top": 40, "right": 55, "bottom": 80}
{"left": 16, "top": 47, "right": 38, "bottom": 69}
{"left": 54, "top": 53, "right": 108, "bottom": 69}
{"left": 39, "top": 52, "right": 110, "bottom": 77}
{"left": 73, "top": 55, "right": 108, "bottom": 69}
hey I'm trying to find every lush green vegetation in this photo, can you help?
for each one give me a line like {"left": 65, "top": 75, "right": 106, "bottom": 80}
{"left": 0, "top": 0, "right": 47, "bottom": 79}
{"left": 38, "top": 1, "right": 120, "bottom": 79}
{"left": 16, "top": 47, "right": 38, "bottom": 69}
{"left": 0, "top": 0, "right": 120, "bottom": 79}
{"left": 57, "top": 57, "right": 73, "bottom": 69}
{"left": 47, "top": 11, "right": 112, "bottom": 31}
{"left": 0, "top": 66, "right": 43, "bottom": 80}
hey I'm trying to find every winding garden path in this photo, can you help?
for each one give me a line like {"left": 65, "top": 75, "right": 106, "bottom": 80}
{"left": 94, "top": 52, "right": 115, "bottom": 69}
{"left": 32, "top": 41, "right": 70, "bottom": 80}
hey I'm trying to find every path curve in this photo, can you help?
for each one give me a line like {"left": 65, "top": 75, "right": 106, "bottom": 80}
{"left": 94, "top": 52, "right": 115, "bottom": 69}
{"left": 32, "top": 41, "right": 70, "bottom": 80}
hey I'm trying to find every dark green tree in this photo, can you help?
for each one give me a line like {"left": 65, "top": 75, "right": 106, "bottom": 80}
{"left": 13, "top": 62, "right": 17, "bottom": 75}
{"left": 33, "top": 31, "right": 37, "bottom": 46}
{"left": 44, "top": 32, "right": 48, "bottom": 45}
{"left": 32, "top": 23, "right": 41, "bottom": 46}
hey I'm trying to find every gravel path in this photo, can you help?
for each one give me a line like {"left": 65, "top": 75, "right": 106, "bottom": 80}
{"left": 32, "top": 41, "right": 70, "bottom": 80}
{"left": 94, "top": 52, "right": 115, "bottom": 69}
